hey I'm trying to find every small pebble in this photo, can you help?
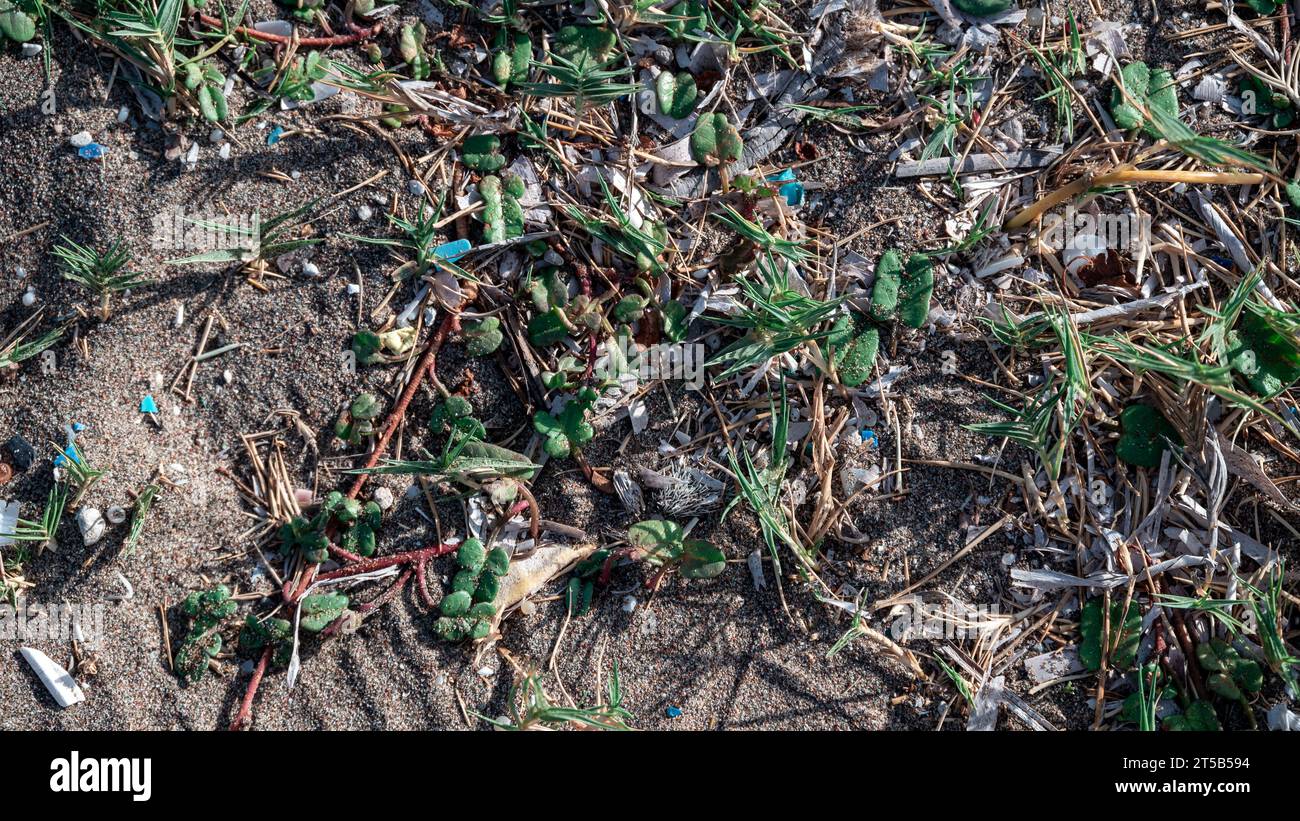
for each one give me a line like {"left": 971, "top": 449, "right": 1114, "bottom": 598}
{"left": 346, "top": 283, "right": 361, "bottom": 296}
{"left": 293, "top": 488, "right": 314, "bottom": 507}
{"left": 222, "top": 369, "right": 233, "bottom": 385}
{"left": 174, "top": 304, "right": 185, "bottom": 328}
{"left": 105, "top": 506, "right": 127, "bottom": 525}
{"left": 77, "top": 507, "right": 107, "bottom": 546}
{"left": 477, "top": 666, "right": 495, "bottom": 677}
{"left": 621, "top": 596, "right": 638, "bottom": 614}
{"left": 356, "top": 205, "right": 373, "bottom": 221}
{"left": 301, "top": 260, "right": 320, "bottom": 277}
{"left": 22, "top": 288, "right": 36, "bottom": 307}
{"left": 404, "top": 484, "right": 421, "bottom": 500}
{"left": 209, "top": 128, "right": 224, "bottom": 143}
{"left": 372, "top": 486, "right": 394, "bottom": 511}
{"left": 21, "top": 43, "right": 42, "bottom": 58}
{"left": 116, "top": 106, "right": 130, "bottom": 123}
{"left": 15, "top": 266, "right": 26, "bottom": 279}
{"left": 69, "top": 131, "right": 93, "bottom": 148}
{"left": 291, "top": 169, "right": 302, "bottom": 180}
{"left": 219, "top": 144, "right": 231, "bottom": 160}
{"left": 407, "top": 179, "right": 426, "bottom": 197}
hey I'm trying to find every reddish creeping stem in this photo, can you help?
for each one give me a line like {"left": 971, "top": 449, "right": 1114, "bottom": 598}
{"left": 196, "top": 14, "right": 384, "bottom": 47}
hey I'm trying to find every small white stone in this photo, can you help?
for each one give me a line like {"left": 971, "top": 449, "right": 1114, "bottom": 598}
{"left": 372, "top": 486, "right": 394, "bottom": 511}
{"left": 222, "top": 369, "right": 233, "bottom": 384}
{"left": 21, "top": 43, "right": 42, "bottom": 58}
{"left": 22, "top": 288, "right": 36, "bottom": 307}
{"left": 408, "top": 179, "right": 426, "bottom": 197}
{"left": 291, "top": 169, "right": 302, "bottom": 180}
{"left": 105, "top": 506, "right": 127, "bottom": 525}
{"left": 69, "top": 131, "right": 93, "bottom": 148}
{"left": 477, "top": 666, "right": 495, "bottom": 677}
{"left": 219, "top": 143, "right": 231, "bottom": 160}
{"left": 346, "top": 283, "right": 361, "bottom": 296}
{"left": 622, "top": 596, "right": 638, "bottom": 614}
{"left": 76, "top": 508, "right": 107, "bottom": 546}
{"left": 301, "top": 260, "right": 320, "bottom": 277}
{"left": 209, "top": 128, "right": 224, "bottom": 143}
{"left": 174, "top": 304, "right": 185, "bottom": 327}
{"left": 371, "top": 191, "right": 388, "bottom": 205}
{"left": 356, "top": 205, "right": 373, "bottom": 221}
{"left": 184, "top": 142, "right": 199, "bottom": 164}
{"left": 116, "top": 106, "right": 130, "bottom": 123}
{"left": 15, "top": 266, "right": 26, "bottom": 279}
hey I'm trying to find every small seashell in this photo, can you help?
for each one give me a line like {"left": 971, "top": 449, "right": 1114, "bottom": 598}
{"left": 20, "top": 647, "right": 86, "bottom": 708}
{"left": 105, "top": 505, "right": 127, "bottom": 524}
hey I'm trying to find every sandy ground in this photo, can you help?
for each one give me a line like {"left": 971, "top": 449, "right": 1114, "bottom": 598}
{"left": 0, "top": 1, "right": 1214, "bottom": 730}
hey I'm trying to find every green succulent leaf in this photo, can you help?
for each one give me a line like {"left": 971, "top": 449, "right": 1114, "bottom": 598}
{"left": 1079, "top": 597, "right": 1142, "bottom": 672}
{"left": 690, "top": 113, "right": 743, "bottom": 167}
{"left": 680, "top": 539, "right": 726, "bottom": 579}
{"left": 463, "top": 316, "right": 504, "bottom": 356}
{"left": 300, "top": 593, "right": 350, "bottom": 632}
{"left": 1116, "top": 404, "right": 1181, "bottom": 468}
{"left": 869, "top": 250, "right": 902, "bottom": 322}
{"left": 462, "top": 134, "right": 506, "bottom": 172}
{"left": 656, "top": 71, "right": 698, "bottom": 119}
{"left": 1110, "top": 61, "right": 1179, "bottom": 136}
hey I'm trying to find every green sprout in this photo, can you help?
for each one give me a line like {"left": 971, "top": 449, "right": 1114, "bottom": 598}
{"left": 52, "top": 236, "right": 150, "bottom": 321}
{"left": 462, "top": 133, "right": 507, "bottom": 172}
{"left": 627, "top": 519, "right": 726, "bottom": 580}
{"left": 399, "top": 22, "right": 430, "bottom": 80}
{"left": 690, "top": 112, "right": 743, "bottom": 167}
{"left": 480, "top": 661, "right": 632, "bottom": 730}
{"left": 462, "top": 316, "right": 504, "bottom": 356}
{"left": 335, "top": 393, "right": 383, "bottom": 445}
{"left": 1116, "top": 404, "right": 1181, "bottom": 468}
{"left": 656, "top": 70, "right": 698, "bottom": 119}
{"left": 491, "top": 28, "right": 532, "bottom": 88}
{"left": 480, "top": 173, "right": 525, "bottom": 243}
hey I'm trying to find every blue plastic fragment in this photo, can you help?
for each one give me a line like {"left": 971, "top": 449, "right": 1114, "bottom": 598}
{"left": 71, "top": 422, "right": 87, "bottom": 433}
{"left": 78, "top": 143, "right": 107, "bottom": 160}
{"left": 860, "top": 428, "right": 878, "bottom": 447}
{"left": 267, "top": 125, "right": 284, "bottom": 146}
{"left": 433, "top": 238, "right": 472, "bottom": 261}
{"left": 766, "top": 169, "right": 804, "bottom": 207}
{"left": 140, "top": 395, "right": 159, "bottom": 414}
{"left": 665, "top": 706, "right": 682, "bottom": 718}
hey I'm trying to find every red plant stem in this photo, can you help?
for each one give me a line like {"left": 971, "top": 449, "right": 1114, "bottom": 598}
{"left": 344, "top": 309, "right": 462, "bottom": 501}
{"left": 229, "top": 645, "right": 272, "bottom": 731}
{"left": 415, "top": 557, "right": 436, "bottom": 609}
{"left": 197, "top": 14, "right": 384, "bottom": 47}
{"left": 356, "top": 569, "right": 413, "bottom": 614}
{"left": 309, "top": 542, "right": 458, "bottom": 587}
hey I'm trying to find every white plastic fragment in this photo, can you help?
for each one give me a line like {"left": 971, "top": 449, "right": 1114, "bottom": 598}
{"left": 20, "top": 647, "right": 86, "bottom": 708}
{"left": 0, "top": 499, "right": 19, "bottom": 546}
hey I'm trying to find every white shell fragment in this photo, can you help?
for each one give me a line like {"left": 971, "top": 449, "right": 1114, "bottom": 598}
{"left": 20, "top": 647, "right": 86, "bottom": 708}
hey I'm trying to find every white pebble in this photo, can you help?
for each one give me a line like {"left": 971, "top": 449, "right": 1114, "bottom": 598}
{"left": 372, "top": 486, "right": 394, "bottom": 511}
{"left": 173, "top": 304, "right": 185, "bottom": 327}
{"left": 219, "top": 143, "right": 231, "bottom": 160}
{"left": 105, "top": 506, "right": 127, "bottom": 525}
{"left": 15, "top": 266, "right": 26, "bottom": 279}
{"left": 301, "top": 261, "right": 320, "bottom": 277}
{"left": 622, "top": 596, "right": 638, "bottom": 614}
{"left": 408, "top": 179, "right": 426, "bottom": 197}
{"left": 77, "top": 507, "right": 106, "bottom": 546}
{"left": 222, "top": 369, "right": 233, "bottom": 385}
{"left": 477, "top": 666, "right": 495, "bottom": 677}
{"left": 69, "top": 131, "right": 93, "bottom": 148}
{"left": 22, "top": 288, "right": 36, "bottom": 307}
{"left": 20, "top": 43, "right": 42, "bottom": 58}
{"left": 209, "top": 128, "right": 224, "bottom": 143}
{"left": 291, "top": 169, "right": 302, "bottom": 180}
{"left": 346, "top": 282, "right": 361, "bottom": 295}
{"left": 356, "top": 205, "right": 373, "bottom": 221}
{"left": 116, "top": 106, "right": 130, "bottom": 123}
{"left": 404, "top": 484, "right": 421, "bottom": 500}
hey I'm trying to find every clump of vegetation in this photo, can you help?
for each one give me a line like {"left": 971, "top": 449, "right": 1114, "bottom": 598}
{"left": 480, "top": 173, "right": 525, "bottom": 243}
{"left": 52, "top": 236, "right": 150, "bottom": 321}
{"left": 0, "top": 1, "right": 37, "bottom": 43}
{"left": 462, "top": 134, "right": 507, "bottom": 172}
{"left": 1226, "top": 308, "right": 1300, "bottom": 398}
{"left": 300, "top": 592, "right": 351, "bottom": 631}
{"left": 176, "top": 585, "right": 238, "bottom": 683}
{"left": 1198, "top": 637, "right": 1263, "bottom": 725}
{"left": 434, "top": 538, "right": 509, "bottom": 641}
{"left": 626, "top": 519, "right": 726, "bottom": 580}
{"left": 1079, "top": 597, "right": 1141, "bottom": 671}
{"left": 492, "top": 29, "right": 532, "bottom": 89}
{"left": 335, "top": 393, "right": 383, "bottom": 445}
{"left": 533, "top": 387, "right": 597, "bottom": 458}
{"left": 239, "top": 615, "right": 293, "bottom": 666}
{"left": 279, "top": 490, "right": 384, "bottom": 563}
{"left": 481, "top": 661, "right": 632, "bottom": 730}
{"left": 182, "top": 60, "right": 227, "bottom": 122}
{"left": 690, "top": 112, "right": 743, "bottom": 167}
{"left": 1110, "top": 61, "right": 1178, "bottom": 137}
{"left": 462, "top": 316, "right": 504, "bottom": 356}
{"left": 399, "top": 22, "right": 430, "bottom": 80}
{"left": 352, "top": 327, "right": 416, "bottom": 366}
{"left": 828, "top": 311, "right": 879, "bottom": 388}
